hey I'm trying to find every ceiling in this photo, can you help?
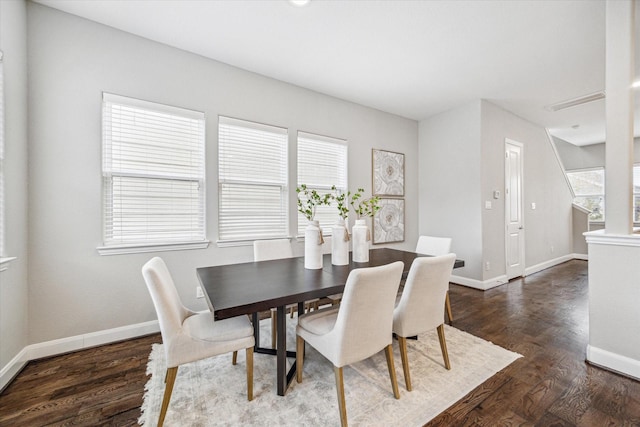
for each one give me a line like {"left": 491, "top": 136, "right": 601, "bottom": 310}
{"left": 34, "top": 0, "right": 640, "bottom": 146}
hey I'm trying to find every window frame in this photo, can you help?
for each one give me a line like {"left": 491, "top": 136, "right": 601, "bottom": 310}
{"left": 217, "top": 116, "right": 289, "bottom": 246}
{"left": 98, "top": 93, "right": 208, "bottom": 255}
{"left": 296, "top": 131, "right": 348, "bottom": 236}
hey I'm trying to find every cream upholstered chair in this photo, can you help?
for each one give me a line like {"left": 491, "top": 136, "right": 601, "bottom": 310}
{"left": 253, "top": 239, "right": 319, "bottom": 348}
{"left": 393, "top": 253, "right": 456, "bottom": 391}
{"left": 142, "top": 257, "right": 255, "bottom": 427}
{"left": 296, "top": 261, "right": 404, "bottom": 427}
{"left": 415, "top": 235, "right": 454, "bottom": 324}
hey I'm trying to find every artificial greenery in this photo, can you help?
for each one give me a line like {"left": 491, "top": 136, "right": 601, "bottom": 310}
{"left": 350, "top": 188, "right": 381, "bottom": 219}
{"left": 296, "top": 184, "right": 332, "bottom": 221}
{"left": 331, "top": 185, "right": 350, "bottom": 220}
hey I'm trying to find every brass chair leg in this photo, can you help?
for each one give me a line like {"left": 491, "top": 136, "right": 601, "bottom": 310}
{"left": 296, "top": 336, "right": 304, "bottom": 383}
{"left": 232, "top": 351, "right": 238, "bottom": 365}
{"left": 334, "top": 366, "right": 348, "bottom": 427}
{"left": 384, "top": 344, "right": 400, "bottom": 399}
{"left": 271, "top": 311, "right": 277, "bottom": 349}
{"left": 397, "top": 336, "right": 412, "bottom": 391}
{"left": 246, "top": 347, "right": 254, "bottom": 401}
{"left": 159, "top": 366, "right": 178, "bottom": 427}
{"left": 445, "top": 290, "right": 453, "bottom": 325}
{"left": 437, "top": 324, "right": 451, "bottom": 370}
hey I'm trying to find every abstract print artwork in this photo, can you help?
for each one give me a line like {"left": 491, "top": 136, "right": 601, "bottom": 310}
{"left": 372, "top": 149, "right": 404, "bottom": 197}
{"left": 373, "top": 198, "right": 405, "bottom": 244}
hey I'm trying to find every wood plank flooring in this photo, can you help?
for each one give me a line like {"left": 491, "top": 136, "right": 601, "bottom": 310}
{"left": 1, "top": 260, "right": 639, "bottom": 426}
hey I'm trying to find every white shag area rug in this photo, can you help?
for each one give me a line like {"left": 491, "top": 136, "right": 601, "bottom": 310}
{"left": 140, "top": 319, "right": 521, "bottom": 426}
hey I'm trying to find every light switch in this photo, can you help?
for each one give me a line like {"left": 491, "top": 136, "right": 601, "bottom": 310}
{"left": 493, "top": 190, "right": 500, "bottom": 199}
{"left": 531, "top": 202, "right": 536, "bottom": 210}
{"left": 485, "top": 201, "right": 492, "bottom": 209}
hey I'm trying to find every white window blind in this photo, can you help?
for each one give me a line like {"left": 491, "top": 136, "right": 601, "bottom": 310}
{"left": 0, "top": 52, "right": 5, "bottom": 257}
{"left": 218, "top": 116, "right": 288, "bottom": 242}
{"left": 102, "top": 93, "right": 206, "bottom": 247}
{"left": 297, "top": 132, "right": 347, "bottom": 235}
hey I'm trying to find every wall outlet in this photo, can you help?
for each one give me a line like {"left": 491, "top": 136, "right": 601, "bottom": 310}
{"left": 550, "top": 245, "right": 554, "bottom": 253}
{"left": 196, "top": 286, "right": 204, "bottom": 298}
{"left": 485, "top": 261, "right": 490, "bottom": 271}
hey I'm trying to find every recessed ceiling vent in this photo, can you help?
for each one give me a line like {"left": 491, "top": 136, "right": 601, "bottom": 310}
{"left": 545, "top": 91, "right": 605, "bottom": 112}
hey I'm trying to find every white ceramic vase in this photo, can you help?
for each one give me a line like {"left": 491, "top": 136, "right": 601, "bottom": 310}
{"left": 331, "top": 218, "right": 350, "bottom": 265}
{"left": 352, "top": 219, "right": 370, "bottom": 262}
{"left": 304, "top": 220, "right": 324, "bottom": 269}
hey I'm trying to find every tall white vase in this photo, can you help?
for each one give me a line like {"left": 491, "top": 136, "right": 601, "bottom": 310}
{"left": 304, "top": 220, "right": 324, "bottom": 269}
{"left": 352, "top": 219, "right": 370, "bottom": 262}
{"left": 331, "top": 218, "right": 350, "bottom": 265}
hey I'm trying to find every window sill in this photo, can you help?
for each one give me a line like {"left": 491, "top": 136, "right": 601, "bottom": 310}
{"left": 97, "top": 241, "right": 210, "bottom": 256}
{"left": 217, "top": 237, "right": 293, "bottom": 248}
{"left": 0, "top": 257, "right": 18, "bottom": 272}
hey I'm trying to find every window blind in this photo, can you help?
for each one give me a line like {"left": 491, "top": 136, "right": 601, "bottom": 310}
{"left": 102, "top": 93, "right": 205, "bottom": 246}
{"left": 297, "top": 132, "right": 347, "bottom": 235}
{"left": 218, "top": 116, "right": 288, "bottom": 241}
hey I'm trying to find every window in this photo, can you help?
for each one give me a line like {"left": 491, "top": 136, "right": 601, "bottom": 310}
{"left": 297, "top": 132, "right": 347, "bottom": 235}
{"left": 218, "top": 116, "right": 288, "bottom": 242}
{"left": 634, "top": 165, "right": 640, "bottom": 222}
{"left": 101, "top": 93, "right": 206, "bottom": 253}
{"left": 566, "top": 168, "right": 604, "bottom": 221}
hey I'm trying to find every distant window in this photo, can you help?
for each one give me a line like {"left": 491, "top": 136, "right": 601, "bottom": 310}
{"left": 634, "top": 165, "right": 640, "bottom": 222}
{"left": 297, "top": 132, "right": 347, "bottom": 235}
{"left": 218, "top": 116, "right": 288, "bottom": 242}
{"left": 101, "top": 93, "right": 206, "bottom": 249}
{"left": 566, "top": 168, "right": 604, "bottom": 221}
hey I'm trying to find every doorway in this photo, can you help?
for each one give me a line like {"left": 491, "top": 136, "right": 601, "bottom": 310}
{"left": 505, "top": 139, "right": 525, "bottom": 280}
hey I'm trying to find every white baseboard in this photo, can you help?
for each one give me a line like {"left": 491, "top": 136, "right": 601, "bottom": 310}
{"left": 573, "top": 253, "right": 588, "bottom": 261}
{"left": 450, "top": 274, "right": 508, "bottom": 290}
{"left": 0, "top": 320, "right": 159, "bottom": 391}
{"left": 0, "top": 347, "right": 29, "bottom": 392}
{"left": 524, "top": 254, "right": 574, "bottom": 276}
{"left": 587, "top": 345, "right": 640, "bottom": 381}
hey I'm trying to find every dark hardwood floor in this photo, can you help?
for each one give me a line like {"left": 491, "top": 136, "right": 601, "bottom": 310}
{"left": 1, "top": 260, "right": 639, "bottom": 426}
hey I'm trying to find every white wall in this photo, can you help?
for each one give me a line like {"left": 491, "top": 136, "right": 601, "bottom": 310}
{"left": 419, "top": 100, "right": 574, "bottom": 287}
{"left": 26, "top": 3, "right": 418, "bottom": 343}
{"left": 553, "top": 136, "right": 640, "bottom": 171}
{"left": 0, "top": 0, "right": 29, "bottom": 381}
{"left": 418, "top": 101, "right": 483, "bottom": 279}
{"left": 481, "top": 101, "right": 574, "bottom": 276}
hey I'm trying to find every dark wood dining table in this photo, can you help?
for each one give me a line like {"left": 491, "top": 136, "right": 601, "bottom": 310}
{"left": 196, "top": 247, "right": 464, "bottom": 396}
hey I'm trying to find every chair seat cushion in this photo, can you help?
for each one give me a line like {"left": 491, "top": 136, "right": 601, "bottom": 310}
{"left": 183, "top": 312, "right": 253, "bottom": 342}
{"left": 298, "top": 305, "right": 339, "bottom": 335}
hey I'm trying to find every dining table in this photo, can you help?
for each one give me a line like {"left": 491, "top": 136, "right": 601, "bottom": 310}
{"left": 196, "top": 247, "right": 465, "bottom": 396}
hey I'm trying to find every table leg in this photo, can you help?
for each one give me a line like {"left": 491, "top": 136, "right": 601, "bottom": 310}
{"left": 276, "top": 305, "right": 287, "bottom": 396}
{"left": 252, "top": 312, "right": 260, "bottom": 350}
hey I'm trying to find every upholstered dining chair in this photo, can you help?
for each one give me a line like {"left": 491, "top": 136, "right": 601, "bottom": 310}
{"left": 141, "top": 257, "right": 254, "bottom": 427}
{"left": 296, "top": 261, "right": 404, "bottom": 427}
{"left": 415, "top": 235, "right": 454, "bottom": 324}
{"left": 393, "top": 253, "right": 456, "bottom": 391}
{"left": 253, "top": 239, "right": 318, "bottom": 348}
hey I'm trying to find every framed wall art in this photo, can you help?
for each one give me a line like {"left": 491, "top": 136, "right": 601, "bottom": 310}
{"left": 372, "top": 149, "right": 404, "bottom": 197}
{"left": 373, "top": 198, "right": 405, "bottom": 244}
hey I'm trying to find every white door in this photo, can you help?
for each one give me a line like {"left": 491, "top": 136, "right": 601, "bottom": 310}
{"left": 505, "top": 139, "right": 525, "bottom": 280}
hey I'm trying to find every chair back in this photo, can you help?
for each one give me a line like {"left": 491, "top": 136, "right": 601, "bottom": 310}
{"left": 142, "top": 257, "right": 191, "bottom": 345}
{"left": 253, "top": 239, "right": 293, "bottom": 261}
{"left": 393, "top": 253, "right": 456, "bottom": 337}
{"left": 332, "top": 261, "right": 404, "bottom": 366}
{"left": 415, "top": 235, "right": 452, "bottom": 256}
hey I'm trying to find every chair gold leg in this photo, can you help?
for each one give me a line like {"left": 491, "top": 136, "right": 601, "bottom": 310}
{"left": 445, "top": 290, "right": 453, "bottom": 325}
{"left": 271, "top": 311, "right": 277, "bottom": 349}
{"left": 384, "top": 344, "right": 400, "bottom": 399}
{"left": 296, "top": 336, "right": 304, "bottom": 383}
{"left": 246, "top": 347, "right": 254, "bottom": 401}
{"left": 397, "top": 337, "right": 412, "bottom": 391}
{"left": 437, "top": 324, "right": 451, "bottom": 370}
{"left": 159, "top": 366, "right": 178, "bottom": 427}
{"left": 232, "top": 350, "right": 238, "bottom": 365}
{"left": 334, "top": 366, "right": 348, "bottom": 427}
